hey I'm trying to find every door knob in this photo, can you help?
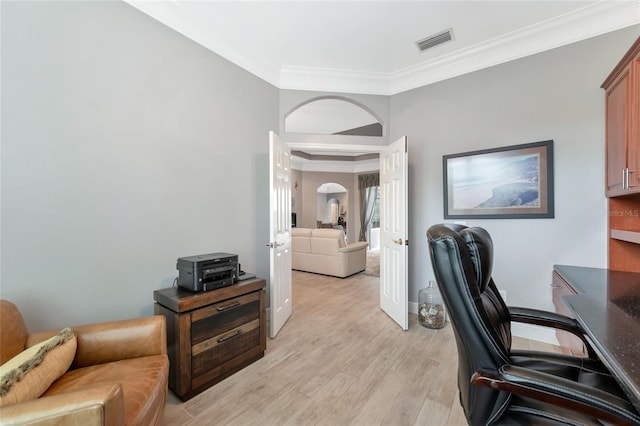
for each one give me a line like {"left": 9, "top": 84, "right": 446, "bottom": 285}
{"left": 393, "top": 238, "right": 403, "bottom": 245}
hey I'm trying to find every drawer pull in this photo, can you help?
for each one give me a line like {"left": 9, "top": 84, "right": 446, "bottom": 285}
{"left": 217, "top": 301, "right": 241, "bottom": 311}
{"left": 217, "top": 330, "right": 241, "bottom": 343}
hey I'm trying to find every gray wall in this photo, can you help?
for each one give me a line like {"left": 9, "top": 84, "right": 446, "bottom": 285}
{"left": 390, "top": 26, "right": 640, "bottom": 312}
{"left": 1, "top": 1, "right": 278, "bottom": 331}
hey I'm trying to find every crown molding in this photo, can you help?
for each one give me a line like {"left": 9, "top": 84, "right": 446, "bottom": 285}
{"left": 279, "top": 66, "right": 392, "bottom": 96}
{"left": 287, "top": 143, "right": 383, "bottom": 154}
{"left": 387, "top": 0, "right": 640, "bottom": 94}
{"left": 281, "top": 1, "right": 639, "bottom": 95}
{"left": 290, "top": 142, "right": 381, "bottom": 173}
{"left": 291, "top": 156, "right": 379, "bottom": 174}
{"left": 126, "top": 1, "right": 639, "bottom": 96}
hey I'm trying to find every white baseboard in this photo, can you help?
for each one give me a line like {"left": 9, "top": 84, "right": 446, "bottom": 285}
{"left": 409, "top": 302, "right": 559, "bottom": 346}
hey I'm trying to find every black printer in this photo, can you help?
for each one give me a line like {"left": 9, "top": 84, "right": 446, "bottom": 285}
{"left": 176, "top": 252, "right": 238, "bottom": 292}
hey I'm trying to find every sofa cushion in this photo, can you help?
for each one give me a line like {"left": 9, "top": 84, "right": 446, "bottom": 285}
{"left": 292, "top": 229, "right": 312, "bottom": 254}
{"left": 340, "top": 241, "right": 369, "bottom": 253}
{"left": 292, "top": 228, "right": 312, "bottom": 237}
{"left": 311, "top": 228, "right": 346, "bottom": 248}
{"left": 292, "top": 238, "right": 311, "bottom": 254}
{"left": 310, "top": 237, "right": 340, "bottom": 256}
{"left": 0, "top": 328, "right": 77, "bottom": 407}
{"left": 43, "top": 355, "right": 169, "bottom": 426}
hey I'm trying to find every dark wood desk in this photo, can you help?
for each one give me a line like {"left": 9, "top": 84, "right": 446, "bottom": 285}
{"left": 554, "top": 265, "right": 640, "bottom": 412}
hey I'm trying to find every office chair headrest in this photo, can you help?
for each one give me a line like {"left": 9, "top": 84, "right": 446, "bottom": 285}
{"left": 459, "top": 227, "right": 494, "bottom": 292}
{"left": 427, "top": 224, "right": 494, "bottom": 293}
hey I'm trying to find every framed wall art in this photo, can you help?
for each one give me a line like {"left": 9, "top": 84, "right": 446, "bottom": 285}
{"left": 443, "top": 140, "right": 554, "bottom": 219}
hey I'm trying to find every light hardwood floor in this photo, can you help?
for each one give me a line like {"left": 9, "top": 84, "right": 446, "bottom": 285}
{"left": 163, "top": 270, "right": 561, "bottom": 426}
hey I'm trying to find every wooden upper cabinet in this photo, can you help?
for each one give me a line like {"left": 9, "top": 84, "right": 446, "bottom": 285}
{"left": 631, "top": 49, "right": 640, "bottom": 191}
{"left": 602, "top": 37, "right": 640, "bottom": 197}
{"left": 603, "top": 37, "right": 640, "bottom": 273}
{"left": 604, "top": 68, "right": 631, "bottom": 194}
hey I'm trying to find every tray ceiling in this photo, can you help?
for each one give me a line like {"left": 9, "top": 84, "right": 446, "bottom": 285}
{"left": 126, "top": 1, "right": 639, "bottom": 95}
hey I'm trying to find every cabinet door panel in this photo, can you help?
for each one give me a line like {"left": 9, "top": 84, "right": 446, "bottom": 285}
{"left": 628, "top": 51, "right": 640, "bottom": 191}
{"left": 605, "top": 69, "right": 630, "bottom": 195}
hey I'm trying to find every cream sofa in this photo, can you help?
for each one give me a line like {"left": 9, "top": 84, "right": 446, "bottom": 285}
{"left": 292, "top": 228, "right": 368, "bottom": 278}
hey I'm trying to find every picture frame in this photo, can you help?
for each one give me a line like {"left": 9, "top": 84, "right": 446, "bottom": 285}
{"left": 443, "top": 140, "right": 554, "bottom": 219}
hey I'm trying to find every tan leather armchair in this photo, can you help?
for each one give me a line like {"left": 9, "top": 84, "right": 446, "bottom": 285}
{"left": 0, "top": 300, "right": 169, "bottom": 426}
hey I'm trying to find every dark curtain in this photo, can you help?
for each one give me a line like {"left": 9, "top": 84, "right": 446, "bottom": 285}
{"left": 358, "top": 173, "right": 379, "bottom": 242}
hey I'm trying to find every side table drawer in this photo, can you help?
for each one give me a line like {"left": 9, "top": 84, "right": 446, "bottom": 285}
{"left": 192, "top": 318, "right": 261, "bottom": 377}
{"left": 191, "top": 318, "right": 261, "bottom": 389}
{"left": 191, "top": 292, "right": 260, "bottom": 343}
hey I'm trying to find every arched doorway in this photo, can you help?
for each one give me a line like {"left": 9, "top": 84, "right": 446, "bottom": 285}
{"left": 316, "top": 182, "right": 347, "bottom": 234}
{"left": 285, "top": 96, "right": 384, "bottom": 136}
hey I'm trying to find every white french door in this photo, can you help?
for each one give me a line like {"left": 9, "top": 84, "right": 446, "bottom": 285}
{"left": 268, "top": 131, "right": 292, "bottom": 338}
{"left": 379, "top": 136, "right": 409, "bottom": 330}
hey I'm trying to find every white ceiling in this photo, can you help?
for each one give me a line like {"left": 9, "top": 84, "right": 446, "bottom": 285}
{"left": 127, "top": 1, "right": 639, "bottom": 95}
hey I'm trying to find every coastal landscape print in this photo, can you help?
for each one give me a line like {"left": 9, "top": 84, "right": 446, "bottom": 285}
{"left": 444, "top": 141, "right": 554, "bottom": 219}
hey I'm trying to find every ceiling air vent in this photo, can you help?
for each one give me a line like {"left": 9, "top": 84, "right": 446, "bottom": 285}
{"left": 416, "top": 29, "right": 453, "bottom": 51}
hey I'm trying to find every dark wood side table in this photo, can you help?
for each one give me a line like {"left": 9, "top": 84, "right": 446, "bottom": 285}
{"left": 154, "top": 278, "right": 266, "bottom": 401}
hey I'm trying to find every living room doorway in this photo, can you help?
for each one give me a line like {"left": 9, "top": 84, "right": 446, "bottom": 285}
{"left": 316, "top": 182, "right": 347, "bottom": 233}
{"left": 282, "top": 137, "right": 408, "bottom": 330}
{"left": 275, "top": 97, "right": 407, "bottom": 332}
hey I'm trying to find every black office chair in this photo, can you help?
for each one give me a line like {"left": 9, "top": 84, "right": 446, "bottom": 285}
{"left": 427, "top": 224, "right": 640, "bottom": 426}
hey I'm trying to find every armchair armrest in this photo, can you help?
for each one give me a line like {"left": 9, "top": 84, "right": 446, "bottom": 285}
{"left": 27, "top": 316, "right": 167, "bottom": 368}
{"left": 508, "top": 306, "right": 596, "bottom": 358}
{"left": 339, "top": 242, "right": 368, "bottom": 253}
{"left": 472, "top": 366, "right": 640, "bottom": 426}
{"left": 0, "top": 384, "right": 125, "bottom": 426}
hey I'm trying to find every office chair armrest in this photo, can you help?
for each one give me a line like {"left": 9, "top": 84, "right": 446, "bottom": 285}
{"left": 509, "top": 306, "right": 580, "bottom": 331}
{"left": 508, "top": 306, "right": 597, "bottom": 358}
{"left": 472, "top": 366, "right": 640, "bottom": 426}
